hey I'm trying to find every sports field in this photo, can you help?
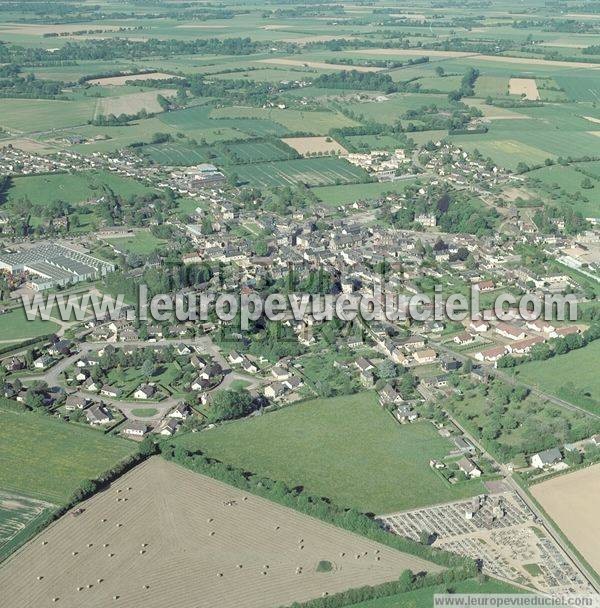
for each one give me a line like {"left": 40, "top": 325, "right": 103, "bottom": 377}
{"left": 511, "top": 341, "right": 600, "bottom": 415}
{"left": 108, "top": 231, "right": 167, "bottom": 256}
{"left": 234, "top": 156, "right": 368, "bottom": 188}
{"left": 0, "top": 457, "right": 441, "bottom": 608}
{"left": 0, "top": 408, "right": 135, "bottom": 504}
{"left": 172, "top": 392, "right": 485, "bottom": 513}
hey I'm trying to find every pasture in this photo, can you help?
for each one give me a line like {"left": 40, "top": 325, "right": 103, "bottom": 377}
{"left": 511, "top": 340, "right": 600, "bottom": 415}
{"left": 233, "top": 157, "right": 368, "bottom": 188}
{"left": 0, "top": 457, "right": 441, "bottom": 608}
{"left": 0, "top": 408, "right": 135, "bottom": 504}
{"left": 172, "top": 392, "right": 485, "bottom": 513}
{"left": 531, "top": 464, "right": 600, "bottom": 575}
{"left": 6, "top": 171, "right": 153, "bottom": 207}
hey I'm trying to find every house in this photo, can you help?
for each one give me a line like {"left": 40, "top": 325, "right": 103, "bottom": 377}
{"left": 441, "top": 357, "right": 461, "bottom": 372}
{"left": 354, "top": 357, "right": 374, "bottom": 373}
{"left": 469, "top": 319, "right": 490, "bottom": 333}
{"left": 395, "top": 405, "right": 419, "bottom": 423}
{"left": 176, "top": 344, "right": 192, "bottom": 356}
{"left": 474, "top": 280, "right": 495, "bottom": 292}
{"left": 134, "top": 384, "right": 156, "bottom": 400}
{"left": 399, "top": 336, "right": 426, "bottom": 351}
{"left": 65, "top": 394, "right": 89, "bottom": 411}
{"left": 190, "top": 354, "right": 207, "bottom": 370}
{"left": 271, "top": 365, "right": 290, "bottom": 381}
{"left": 359, "top": 370, "right": 375, "bottom": 387}
{"left": 123, "top": 421, "right": 148, "bottom": 437}
{"left": 495, "top": 322, "right": 527, "bottom": 341}
{"left": 33, "top": 355, "right": 53, "bottom": 370}
{"left": 169, "top": 402, "right": 190, "bottom": 420}
{"left": 160, "top": 418, "right": 180, "bottom": 436}
{"left": 453, "top": 332, "right": 475, "bottom": 346}
{"left": 75, "top": 370, "right": 89, "bottom": 383}
{"left": 591, "top": 434, "right": 600, "bottom": 447}
{"left": 2, "top": 356, "right": 24, "bottom": 372}
{"left": 554, "top": 326, "right": 580, "bottom": 337}
{"left": 48, "top": 340, "right": 72, "bottom": 357}
{"left": 526, "top": 319, "right": 555, "bottom": 334}
{"left": 458, "top": 457, "right": 482, "bottom": 478}
{"left": 474, "top": 345, "right": 507, "bottom": 363}
{"left": 283, "top": 376, "right": 302, "bottom": 391}
{"left": 190, "top": 376, "right": 211, "bottom": 391}
{"left": 379, "top": 384, "right": 400, "bottom": 405}
{"left": 453, "top": 436, "right": 476, "bottom": 454}
{"left": 100, "top": 385, "right": 121, "bottom": 398}
{"left": 82, "top": 378, "right": 100, "bottom": 393}
{"left": 241, "top": 357, "right": 258, "bottom": 374}
{"left": 506, "top": 336, "right": 544, "bottom": 355}
{"left": 391, "top": 348, "right": 407, "bottom": 365}
{"left": 264, "top": 382, "right": 286, "bottom": 399}
{"left": 200, "top": 363, "right": 223, "bottom": 381}
{"left": 413, "top": 349, "right": 437, "bottom": 364}
{"left": 228, "top": 351, "right": 244, "bottom": 365}
{"left": 530, "top": 448, "right": 562, "bottom": 469}
{"left": 85, "top": 404, "right": 112, "bottom": 425}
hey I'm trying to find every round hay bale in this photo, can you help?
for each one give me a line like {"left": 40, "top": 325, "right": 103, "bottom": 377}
{"left": 77, "top": 587, "right": 83, "bottom": 592}
{"left": 103, "top": 543, "right": 109, "bottom": 548}
{"left": 339, "top": 552, "right": 345, "bottom": 557}
{"left": 217, "top": 572, "right": 223, "bottom": 578}
{"left": 209, "top": 531, "right": 215, "bottom": 537}
{"left": 376, "top": 556, "right": 381, "bottom": 561}
{"left": 52, "top": 598, "right": 59, "bottom": 602}
{"left": 87, "top": 584, "right": 92, "bottom": 589}
{"left": 98, "top": 579, "right": 103, "bottom": 584}
{"left": 299, "top": 545, "right": 304, "bottom": 550}
{"left": 87, "top": 543, "right": 93, "bottom": 548}
{"left": 41, "top": 541, "right": 47, "bottom": 546}
{"left": 143, "top": 585, "right": 149, "bottom": 590}
{"left": 109, "top": 553, "right": 114, "bottom": 557}
{"left": 207, "top": 518, "right": 213, "bottom": 523}
{"left": 101, "top": 518, "right": 107, "bottom": 522}
{"left": 140, "top": 550, "right": 146, "bottom": 555}
{"left": 237, "top": 564, "right": 243, "bottom": 569}
{"left": 116, "top": 523, "right": 122, "bottom": 528}
{"left": 37, "top": 576, "right": 43, "bottom": 580}
{"left": 72, "top": 551, "right": 78, "bottom": 556}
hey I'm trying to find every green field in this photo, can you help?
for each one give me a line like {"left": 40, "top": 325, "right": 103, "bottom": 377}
{"left": 130, "top": 408, "right": 159, "bottom": 418}
{"left": 511, "top": 341, "right": 600, "bottom": 415}
{"left": 0, "top": 408, "right": 135, "bottom": 503}
{"left": 0, "top": 308, "right": 59, "bottom": 343}
{"left": 348, "top": 577, "right": 524, "bottom": 608}
{"left": 172, "top": 392, "right": 485, "bottom": 513}
{"left": 0, "top": 98, "right": 95, "bottom": 133}
{"left": 142, "top": 142, "right": 209, "bottom": 165}
{"left": 234, "top": 156, "right": 368, "bottom": 188}
{"left": 6, "top": 171, "right": 153, "bottom": 207}
{"left": 108, "top": 230, "right": 168, "bottom": 255}
{"left": 223, "top": 139, "right": 297, "bottom": 163}
{"left": 312, "top": 179, "right": 418, "bottom": 206}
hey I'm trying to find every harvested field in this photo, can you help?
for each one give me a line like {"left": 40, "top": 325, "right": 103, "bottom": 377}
{"left": 94, "top": 89, "right": 176, "bottom": 117}
{"left": 0, "top": 458, "right": 441, "bottom": 608}
{"left": 509, "top": 78, "right": 540, "bottom": 100}
{"left": 256, "top": 58, "right": 382, "bottom": 72}
{"left": 88, "top": 73, "right": 181, "bottom": 86}
{"left": 346, "top": 49, "right": 475, "bottom": 59}
{"left": 531, "top": 464, "right": 600, "bottom": 574}
{"left": 583, "top": 116, "right": 600, "bottom": 124}
{"left": 282, "top": 136, "right": 348, "bottom": 156}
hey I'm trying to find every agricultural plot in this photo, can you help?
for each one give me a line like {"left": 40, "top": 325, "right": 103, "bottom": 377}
{"left": 554, "top": 71, "right": 600, "bottom": 102}
{"left": 94, "top": 89, "right": 176, "bottom": 118}
{"left": 282, "top": 136, "right": 347, "bottom": 156}
{"left": 511, "top": 340, "right": 600, "bottom": 415}
{"left": 0, "top": 408, "right": 135, "bottom": 504}
{"left": 223, "top": 138, "right": 298, "bottom": 163}
{"left": 233, "top": 157, "right": 368, "bottom": 188}
{"left": 508, "top": 78, "right": 540, "bottom": 100}
{"left": 141, "top": 142, "right": 209, "bottom": 166}
{"left": 0, "top": 492, "right": 54, "bottom": 562}
{"left": 87, "top": 73, "right": 181, "bottom": 86}
{"left": 172, "top": 392, "right": 485, "bottom": 513}
{"left": 0, "top": 98, "right": 95, "bottom": 133}
{"left": 531, "top": 464, "right": 600, "bottom": 575}
{"left": 0, "top": 458, "right": 442, "bottom": 608}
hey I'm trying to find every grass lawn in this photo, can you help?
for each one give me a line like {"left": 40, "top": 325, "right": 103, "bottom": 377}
{"left": 130, "top": 408, "right": 159, "bottom": 418}
{"left": 511, "top": 341, "right": 600, "bottom": 415}
{"left": 108, "top": 230, "right": 167, "bottom": 255}
{"left": 347, "top": 577, "right": 525, "bottom": 608}
{"left": 172, "top": 392, "right": 485, "bottom": 513}
{"left": 0, "top": 308, "right": 59, "bottom": 343}
{"left": 312, "top": 179, "right": 417, "bottom": 206}
{"left": 0, "top": 407, "right": 135, "bottom": 504}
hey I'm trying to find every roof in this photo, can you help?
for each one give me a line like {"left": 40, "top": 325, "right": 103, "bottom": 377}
{"left": 533, "top": 447, "right": 562, "bottom": 464}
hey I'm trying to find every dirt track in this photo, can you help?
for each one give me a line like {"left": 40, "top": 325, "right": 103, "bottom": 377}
{"left": 0, "top": 458, "right": 441, "bottom": 608}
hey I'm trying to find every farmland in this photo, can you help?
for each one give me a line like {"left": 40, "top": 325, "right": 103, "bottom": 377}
{"left": 0, "top": 407, "right": 135, "bottom": 504}
{"left": 172, "top": 392, "right": 485, "bottom": 513}
{"left": 233, "top": 157, "right": 368, "bottom": 188}
{"left": 94, "top": 89, "right": 176, "bottom": 118}
{"left": 312, "top": 179, "right": 417, "bottom": 206}
{"left": 510, "top": 341, "right": 600, "bottom": 415}
{"left": 531, "top": 464, "right": 600, "bottom": 575}
{"left": 0, "top": 457, "right": 442, "bottom": 608}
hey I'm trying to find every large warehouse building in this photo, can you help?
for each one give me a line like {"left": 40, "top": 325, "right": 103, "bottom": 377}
{"left": 0, "top": 244, "right": 115, "bottom": 290}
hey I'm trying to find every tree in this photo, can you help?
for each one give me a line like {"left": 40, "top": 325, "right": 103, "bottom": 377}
{"left": 208, "top": 389, "right": 254, "bottom": 422}
{"left": 435, "top": 66, "right": 445, "bottom": 77}
{"left": 377, "top": 359, "right": 397, "bottom": 380}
